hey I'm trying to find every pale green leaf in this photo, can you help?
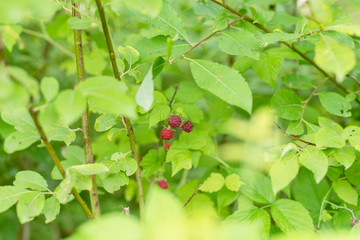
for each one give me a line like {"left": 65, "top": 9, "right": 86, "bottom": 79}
{"left": 148, "top": 104, "right": 170, "bottom": 127}
{"left": 94, "top": 114, "right": 120, "bottom": 132}
{"left": 103, "top": 172, "right": 129, "bottom": 193}
{"left": 225, "top": 174, "right": 244, "bottom": 192}
{"left": 4, "top": 130, "right": 40, "bottom": 154}
{"left": 16, "top": 191, "right": 45, "bottom": 224}
{"left": 118, "top": 46, "right": 140, "bottom": 66}
{"left": 40, "top": 77, "right": 59, "bottom": 102}
{"left": 166, "top": 149, "right": 192, "bottom": 176}
{"left": 42, "top": 196, "right": 60, "bottom": 224}
{"left": 315, "top": 127, "right": 345, "bottom": 148}
{"left": 0, "top": 186, "right": 27, "bottom": 213}
{"left": 67, "top": 17, "right": 91, "bottom": 30}
{"left": 13, "top": 171, "right": 48, "bottom": 191}
{"left": 69, "top": 163, "right": 109, "bottom": 175}
{"left": 200, "top": 173, "right": 225, "bottom": 193}
{"left": 262, "top": 32, "right": 301, "bottom": 43}
{"left": 333, "top": 146, "right": 356, "bottom": 169}
{"left": 124, "top": 0, "right": 161, "bottom": 18}
{"left": 252, "top": 53, "right": 282, "bottom": 88}
{"left": 299, "top": 146, "right": 328, "bottom": 183}
{"left": 54, "top": 89, "right": 86, "bottom": 126}
{"left": 271, "top": 89, "right": 302, "bottom": 120}
{"left": 135, "top": 65, "right": 154, "bottom": 111}
{"left": 332, "top": 180, "right": 358, "bottom": 205}
{"left": 318, "top": 92, "right": 352, "bottom": 117}
{"left": 325, "top": 23, "right": 360, "bottom": 37}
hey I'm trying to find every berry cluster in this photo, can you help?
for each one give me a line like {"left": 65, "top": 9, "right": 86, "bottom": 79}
{"left": 160, "top": 115, "right": 193, "bottom": 141}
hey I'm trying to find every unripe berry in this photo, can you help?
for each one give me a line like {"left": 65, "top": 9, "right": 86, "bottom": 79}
{"left": 157, "top": 179, "right": 168, "bottom": 189}
{"left": 161, "top": 128, "right": 174, "bottom": 140}
{"left": 164, "top": 143, "right": 170, "bottom": 151}
{"left": 168, "top": 115, "right": 182, "bottom": 128}
{"left": 182, "top": 121, "right": 193, "bottom": 133}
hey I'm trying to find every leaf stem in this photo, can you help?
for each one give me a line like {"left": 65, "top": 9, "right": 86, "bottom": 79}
{"left": 274, "top": 122, "right": 316, "bottom": 146}
{"left": 72, "top": 2, "right": 101, "bottom": 218}
{"left": 94, "top": 0, "right": 145, "bottom": 221}
{"left": 183, "top": 184, "right": 202, "bottom": 207}
{"left": 209, "top": 0, "right": 359, "bottom": 104}
{"left": 28, "top": 107, "right": 95, "bottom": 219}
{"left": 316, "top": 187, "right": 332, "bottom": 230}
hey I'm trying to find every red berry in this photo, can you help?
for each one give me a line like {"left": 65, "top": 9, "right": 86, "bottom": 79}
{"left": 168, "top": 115, "right": 182, "bottom": 128}
{"left": 161, "top": 128, "right": 174, "bottom": 140}
{"left": 157, "top": 179, "right": 168, "bottom": 189}
{"left": 164, "top": 143, "right": 170, "bottom": 151}
{"left": 182, "top": 121, "right": 193, "bottom": 133}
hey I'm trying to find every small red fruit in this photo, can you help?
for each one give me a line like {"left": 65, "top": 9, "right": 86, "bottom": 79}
{"left": 157, "top": 179, "right": 168, "bottom": 189}
{"left": 182, "top": 121, "right": 193, "bottom": 133}
{"left": 168, "top": 115, "right": 182, "bottom": 128}
{"left": 164, "top": 143, "right": 170, "bottom": 151}
{"left": 161, "top": 128, "right": 174, "bottom": 140}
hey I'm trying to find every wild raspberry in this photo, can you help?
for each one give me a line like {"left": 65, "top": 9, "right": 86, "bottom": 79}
{"left": 168, "top": 115, "right": 182, "bottom": 128}
{"left": 182, "top": 121, "right": 193, "bottom": 133}
{"left": 161, "top": 128, "right": 174, "bottom": 140}
{"left": 164, "top": 143, "right": 170, "bottom": 151}
{"left": 157, "top": 179, "right": 168, "bottom": 189}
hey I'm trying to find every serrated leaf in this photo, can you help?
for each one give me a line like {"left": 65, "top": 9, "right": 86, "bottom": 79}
{"left": 318, "top": 92, "right": 352, "bottom": 117}
{"left": 102, "top": 172, "right": 129, "bottom": 193}
{"left": 271, "top": 199, "right": 314, "bottom": 233}
{"left": 148, "top": 104, "right": 170, "bottom": 127}
{"left": 166, "top": 149, "right": 192, "bottom": 176}
{"left": 40, "top": 77, "right": 59, "bottom": 102}
{"left": 314, "top": 35, "right": 355, "bottom": 82}
{"left": 13, "top": 171, "right": 48, "bottom": 191}
{"left": 218, "top": 31, "right": 261, "bottom": 60}
{"left": 200, "top": 173, "right": 225, "bottom": 193}
{"left": 135, "top": 65, "right": 154, "bottom": 111}
{"left": 252, "top": 53, "right": 282, "bottom": 88}
{"left": 332, "top": 180, "right": 358, "bottom": 206}
{"left": 271, "top": 89, "right": 302, "bottom": 120}
{"left": 299, "top": 146, "right": 328, "bottom": 183}
{"left": 140, "top": 149, "right": 161, "bottom": 177}
{"left": 189, "top": 59, "right": 252, "bottom": 113}
{"left": 0, "top": 186, "right": 28, "bottom": 213}
{"left": 225, "top": 174, "right": 244, "bottom": 192}
{"left": 270, "top": 151, "right": 300, "bottom": 194}
{"left": 42, "top": 196, "right": 60, "bottom": 224}
{"left": 16, "top": 191, "right": 45, "bottom": 224}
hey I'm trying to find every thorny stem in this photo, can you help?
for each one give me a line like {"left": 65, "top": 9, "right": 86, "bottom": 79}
{"left": 209, "top": 0, "right": 360, "bottom": 104}
{"left": 274, "top": 122, "right": 316, "bottom": 146}
{"left": 72, "top": 3, "right": 101, "bottom": 218}
{"left": 28, "top": 107, "right": 95, "bottom": 219}
{"left": 94, "top": 0, "right": 145, "bottom": 220}
{"left": 169, "top": 18, "right": 243, "bottom": 64}
{"left": 183, "top": 184, "right": 202, "bottom": 207}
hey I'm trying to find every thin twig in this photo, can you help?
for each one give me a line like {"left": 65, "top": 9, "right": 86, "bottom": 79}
{"left": 145, "top": 175, "right": 154, "bottom": 204}
{"left": 169, "top": 82, "right": 181, "bottom": 107}
{"left": 209, "top": 0, "right": 359, "bottom": 104}
{"left": 183, "top": 184, "right": 202, "bottom": 207}
{"left": 28, "top": 107, "right": 95, "bottom": 219}
{"left": 317, "top": 187, "right": 332, "bottom": 230}
{"left": 347, "top": 74, "right": 360, "bottom": 87}
{"left": 94, "top": 0, "right": 145, "bottom": 220}
{"left": 325, "top": 200, "right": 356, "bottom": 220}
{"left": 72, "top": 2, "right": 101, "bottom": 218}
{"left": 169, "top": 18, "right": 243, "bottom": 64}
{"left": 274, "top": 122, "right": 316, "bottom": 146}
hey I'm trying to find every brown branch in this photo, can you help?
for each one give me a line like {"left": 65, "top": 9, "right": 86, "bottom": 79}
{"left": 94, "top": 0, "right": 145, "bottom": 220}
{"left": 169, "top": 82, "right": 181, "bottom": 107}
{"left": 347, "top": 74, "right": 360, "bottom": 87}
{"left": 300, "top": 78, "right": 327, "bottom": 120}
{"left": 183, "top": 184, "right": 202, "bottom": 207}
{"left": 169, "top": 18, "right": 243, "bottom": 64}
{"left": 72, "top": 2, "right": 101, "bottom": 218}
{"left": 209, "top": 0, "right": 359, "bottom": 104}
{"left": 274, "top": 122, "right": 316, "bottom": 146}
{"left": 28, "top": 107, "right": 95, "bottom": 219}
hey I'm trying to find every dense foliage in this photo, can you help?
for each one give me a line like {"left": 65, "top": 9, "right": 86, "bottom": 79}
{"left": 1, "top": 0, "right": 360, "bottom": 239}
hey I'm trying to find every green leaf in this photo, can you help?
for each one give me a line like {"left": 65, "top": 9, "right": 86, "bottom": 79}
{"left": 270, "top": 151, "right": 300, "bottom": 194}
{"left": 239, "top": 169, "right": 275, "bottom": 204}
{"left": 333, "top": 147, "right": 356, "bottom": 169}
{"left": 286, "top": 121, "right": 304, "bottom": 135}
{"left": 315, "top": 127, "right": 345, "bottom": 148}
{"left": 54, "top": 89, "right": 86, "bottom": 125}
{"left": 69, "top": 163, "right": 109, "bottom": 175}
{"left": 2, "top": 24, "right": 22, "bottom": 52}
{"left": 189, "top": 59, "right": 252, "bottom": 113}
{"left": 299, "top": 146, "right": 328, "bottom": 183}
{"left": 345, "top": 161, "right": 360, "bottom": 185}
{"left": 225, "top": 206, "right": 271, "bottom": 240}
{"left": 94, "top": 114, "right": 120, "bottom": 132}
{"left": 262, "top": 32, "right": 301, "bottom": 43}
{"left": 135, "top": 65, "right": 154, "bottom": 111}
{"left": 4, "top": 130, "right": 40, "bottom": 154}
{"left": 40, "top": 77, "right": 59, "bottom": 102}
{"left": 252, "top": 52, "right": 282, "bottom": 88}
{"left": 42, "top": 196, "right": 60, "bottom": 224}
{"left": 118, "top": 46, "right": 140, "bottom": 66}
{"left": 67, "top": 17, "right": 91, "bottom": 30}
{"left": 200, "top": 173, "right": 225, "bottom": 193}
{"left": 318, "top": 117, "right": 343, "bottom": 134}
{"left": 148, "top": 104, "right": 170, "bottom": 127}
{"left": 307, "top": 0, "right": 333, "bottom": 24}
{"left": 225, "top": 174, "right": 244, "bottom": 192}
{"left": 271, "top": 199, "right": 314, "bottom": 233}
{"left": 55, "top": 174, "right": 74, "bottom": 204}
{"left": 318, "top": 92, "right": 351, "bottom": 117}
{"left": 123, "top": 0, "right": 162, "bottom": 18}
{"left": 13, "top": 171, "right": 48, "bottom": 191}
{"left": 271, "top": 89, "right": 302, "bottom": 120}
{"left": 111, "top": 152, "right": 138, "bottom": 176}
{"left": 166, "top": 149, "right": 192, "bottom": 176}
{"left": 7, "top": 66, "right": 39, "bottom": 97}
{"left": 0, "top": 186, "right": 27, "bottom": 213}
{"left": 282, "top": 74, "right": 313, "bottom": 90}
{"left": 332, "top": 180, "right": 358, "bottom": 206}
{"left": 46, "top": 127, "right": 76, "bottom": 146}
{"left": 325, "top": 23, "right": 360, "bottom": 37}
{"left": 218, "top": 31, "right": 261, "bottom": 60}
{"left": 102, "top": 172, "right": 129, "bottom": 193}
{"left": 16, "top": 191, "right": 45, "bottom": 224}
{"left": 76, "top": 76, "right": 136, "bottom": 118}
{"left": 314, "top": 35, "right": 355, "bottom": 82}
{"left": 140, "top": 149, "right": 161, "bottom": 177}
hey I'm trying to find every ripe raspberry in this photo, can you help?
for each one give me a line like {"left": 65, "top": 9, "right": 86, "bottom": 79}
{"left": 157, "top": 179, "right": 168, "bottom": 189}
{"left": 168, "top": 115, "right": 182, "bottom": 128}
{"left": 182, "top": 121, "right": 193, "bottom": 133}
{"left": 164, "top": 143, "right": 170, "bottom": 151}
{"left": 161, "top": 128, "right": 174, "bottom": 140}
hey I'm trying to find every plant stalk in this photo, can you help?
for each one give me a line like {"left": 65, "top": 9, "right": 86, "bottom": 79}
{"left": 94, "top": 0, "right": 145, "bottom": 220}
{"left": 28, "top": 107, "right": 95, "bottom": 219}
{"left": 72, "top": 2, "right": 101, "bottom": 218}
